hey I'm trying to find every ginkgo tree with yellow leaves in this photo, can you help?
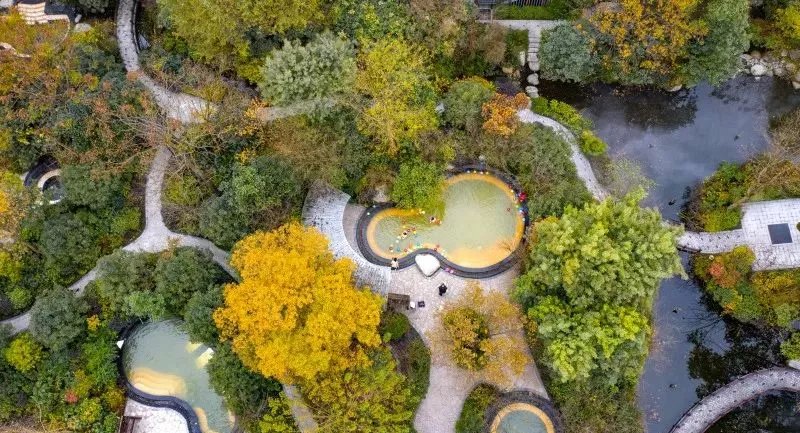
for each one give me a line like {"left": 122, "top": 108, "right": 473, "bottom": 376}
{"left": 213, "top": 222, "right": 384, "bottom": 384}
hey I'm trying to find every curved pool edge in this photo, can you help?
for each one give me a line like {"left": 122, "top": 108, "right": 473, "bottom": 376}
{"left": 356, "top": 165, "right": 530, "bottom": 279}
{"left": 484, "top": 390, "right": 565, "bottom": 433}
{"left": 116, "top": 321, "right": 208, "bottom": 433}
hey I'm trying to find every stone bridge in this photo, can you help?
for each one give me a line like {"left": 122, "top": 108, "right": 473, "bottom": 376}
{"left": 670, "top": 368, "right": 800, "bottom": 433}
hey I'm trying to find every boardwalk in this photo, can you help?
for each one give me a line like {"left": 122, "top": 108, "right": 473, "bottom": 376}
{"left": 670, "top": 367, "right": 800, "bottom": 433}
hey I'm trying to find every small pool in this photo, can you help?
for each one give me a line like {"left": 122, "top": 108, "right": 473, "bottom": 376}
{"left": 362, "top": 171, "right": 526, "bottom": 270}
{"left": 490, "top": 403, "right": 556, "bottom": 433}
{"left": 122, "top": 320, "right": 234, "bottom": 433}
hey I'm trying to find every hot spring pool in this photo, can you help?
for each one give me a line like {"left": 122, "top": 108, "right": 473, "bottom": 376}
{"left": 490, "top": 403, "right": 556, "bottom": 433}
{"left": 122, "top": 320, "right": 234, "bottom": 433}
{"left": 363, "top": 172, "right": 526, "bottom": 270}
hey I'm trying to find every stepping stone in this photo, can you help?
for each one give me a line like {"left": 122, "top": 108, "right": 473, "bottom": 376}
{"left": 415, "top": 254, "right": 440, "bottom": 277}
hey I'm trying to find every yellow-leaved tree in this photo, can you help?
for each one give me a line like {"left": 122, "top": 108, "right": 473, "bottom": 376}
{"left": 213, "top": 223, "right": 383, "bottom": 383}
{"left": 428, "top": 283, "right": 528, "bottom": 386}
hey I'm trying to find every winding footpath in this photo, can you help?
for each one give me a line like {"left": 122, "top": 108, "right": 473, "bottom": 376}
{"left": 3, "top": 4, "right": 800, "bottom": 432}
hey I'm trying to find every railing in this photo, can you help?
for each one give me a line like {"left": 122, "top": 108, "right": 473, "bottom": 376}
{"left": 475, "top": 0, "right": 551, "bottom": 7}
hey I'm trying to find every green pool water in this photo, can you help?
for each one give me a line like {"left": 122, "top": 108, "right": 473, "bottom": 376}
{"left": 495, "top": 409, "right": 550, "bottom": 433}
{"left": 366, "top": 173, "right": 525, "bottom": 269}
{"left": 122, "top": 320, "right": 234, "bottom": 433}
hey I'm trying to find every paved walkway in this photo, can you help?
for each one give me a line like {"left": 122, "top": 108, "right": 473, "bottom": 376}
{"left": 485, "top": 20, "right": 566, "bottom": 97}
{"left": 124, "top": 400, "right": 188, "bottom": 433}
{"left": 302, "top": 195, "right": 548, "bottom": 433}
{"left": 392, "top": 265, "right": 547, "bottom": 433}
{"left": 670, "top": 367, "right": 800, "bottom": 433}
{"left": 301, "top": 182, "right": 392, "bottom": 294}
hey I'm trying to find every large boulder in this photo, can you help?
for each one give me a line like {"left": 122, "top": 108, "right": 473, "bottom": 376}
{"left": 415, "top": 254, "right": 441, "bottom": 277}
{"left": 751, "top": 63, "right": 768, "bottom": 76}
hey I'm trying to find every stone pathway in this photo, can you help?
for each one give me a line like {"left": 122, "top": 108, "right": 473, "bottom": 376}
{"left": 670, "top": 367, "right": 800, "bottom": 433}
{"left": 116, "top": 0, "right": 212, "bottom": 123}
{"left": 391, "top": 265, "right": 547, "bottom": 433}
{"left": 486, "top": 20, "right": 566, "bottom": 97}
{"left": 301, "top": 182, "right": 392, "bottom": 294}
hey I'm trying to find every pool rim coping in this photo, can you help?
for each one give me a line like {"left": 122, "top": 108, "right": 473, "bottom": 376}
{"left": 484, "top": 389, "right": 565, "bottom": 433}
{"left": 355, "top": 164, "right": 530, "bottom": 279}
{"left": 116, "top": 319, "right": 231, "bottom": 433}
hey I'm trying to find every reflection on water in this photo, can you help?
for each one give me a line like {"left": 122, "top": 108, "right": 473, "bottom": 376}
{"left": 541, "top": 76, "right": 800, "bottom": 433}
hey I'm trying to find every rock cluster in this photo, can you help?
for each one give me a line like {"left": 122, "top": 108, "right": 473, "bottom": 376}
{"left": 741, "top": 50, "right": 800, "bottom": 89}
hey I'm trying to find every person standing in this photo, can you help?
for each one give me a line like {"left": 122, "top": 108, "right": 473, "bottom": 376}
{"left": 438, "top": 283, "right": 447, "bottom": 296}
{"left": 390, "top": 258, "right": 399, "bottom": 270}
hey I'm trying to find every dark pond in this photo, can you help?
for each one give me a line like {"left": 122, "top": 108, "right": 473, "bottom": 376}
{"left": 540, "top": 76, "right": 800, "bottom": 433}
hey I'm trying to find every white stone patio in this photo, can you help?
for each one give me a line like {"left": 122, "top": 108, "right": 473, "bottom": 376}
{"left": 741, "top": 199, "right": 800, "bottom": 270}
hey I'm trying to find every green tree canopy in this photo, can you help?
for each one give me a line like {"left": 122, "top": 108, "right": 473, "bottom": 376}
{"left": 516, "top": 191, "right": 682, "bottom": 386}
{"left": 302, "top": 349, "right": 416, "bottom": 433}
{"left": 208, "top": 343, "right": 282, "bottom": 429}
{"left": 260, "top": 32, "right": 356, "bottom": 106}
{"left": 539, "top": 24, "right": 598, "bottom": 83}
{"left": 156, "top": 0, "right": 322, "bottom": 80}
{"left": 154, "top": 248, "right": 224, "bottom": 316}
{"left": 29, "top": 287, "right": 89, "bottom": 352}
{"left": 390, "top": 161, "right": 446, "bottom": 213}
{"left": 515, "top": 190, "right": 683, "bottom": 310}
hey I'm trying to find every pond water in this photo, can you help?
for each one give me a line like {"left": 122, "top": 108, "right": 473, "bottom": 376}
{"left": 122, "top": 320, "right": 234, "bottom": 433}
{"left": 365, "top": 172, "right": 525, "bottom": 269}
{"left": 540, "top": 76, "right": 800, "bottom": 433}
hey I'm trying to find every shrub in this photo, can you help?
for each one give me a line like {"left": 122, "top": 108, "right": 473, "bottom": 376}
{"left": 481, "top": 93, "right": 529, "bottom": 137}
{"left": 455, "top": 384, "right": 498, "bottom": 433}
{"left": 164, "top": 173, "right": 205, "bottom": 207}
{"left": 154, "top": 248, "right": 223, "bottom": 316}
{"left": 540, "top": 24, "right": 598, "bottom": 83}
{"left": 390, "top": 161, "right": 446, "bottom": 213}
{"left": 442, "top": 77, "right": 495, "bottom": 133}
{"left": 3, "top": 333, "right": 43, "bottom": 373}
{"left": 782, "top": 332, "right": 800, "bottom": 360}
{"left": 531, "top": 97, "right": 592, "bottom": 134}
{"left": 580, "top": 130, "right": 607, "bottom": 155}
{"left": 380, "top": 311, "right": 411, "bottom": 342}
{"left": 406, "top": 338, "right": 431, "bottom": 401}
{"left": 29, "top": 287, "right": 89, "bottom": 352}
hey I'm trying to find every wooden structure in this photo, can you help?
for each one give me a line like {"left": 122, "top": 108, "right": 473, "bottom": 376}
{"left": 387, "top": 292, "right": 411, "bottom": 311}
{"left": 118, "top": 415, "right": 142, "bottom": 433}
{"left": 475, "top": 0, "right": 551, "bottom": 19}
